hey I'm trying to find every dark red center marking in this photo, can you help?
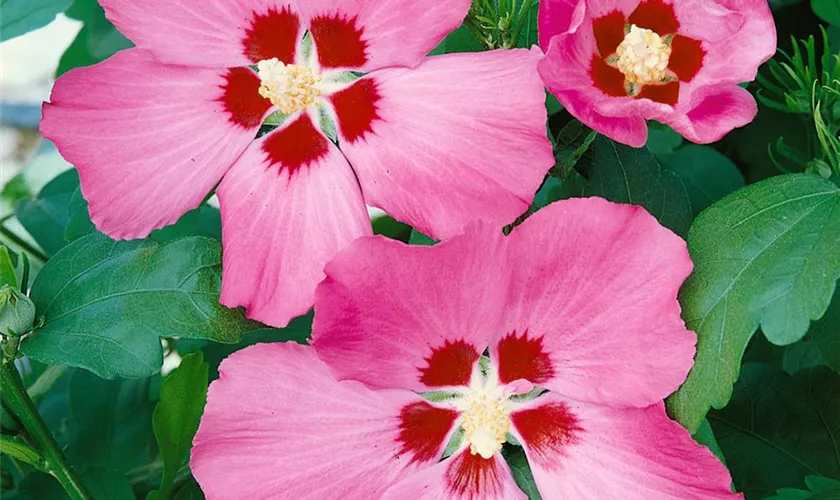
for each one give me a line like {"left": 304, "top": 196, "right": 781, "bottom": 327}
{"left": 668, "top": 34, "right": 705, "bottom": 82}
{"left": 262, "top": 115, "right": 329, "bottom": 175}
{"left": 590, "top": 55, "right": 627, "bottom": 97}
{"left": 330, "top": 78, "right": 382, "bottom": 144}
{"left": 218, "top": 68, "right": 272, "bottom": 129}
{"left": 511, "top": 402, "right": 582, "bottom": 464}
{"left": 242, "top": 7, "right": 300, "bottom": 64}
{"left": 310, "top": 14, "right": 368, "bottom": 69}
{"left": 496, "top": 331, "right": 555, "bottom": 385}
{"left": 418, "top": 339, "right": 479, "bottom": 388}
{"left": 628, "top": 0, "right": 679, "bottom": 35}
{"left": 592, "top": 11, "right": 626, "bottom": 57}
{"left": 446, "top": 452, "right": 504, "bottom": 497}
{"left": 637, "top": 81, "right": 680, "bottom": 105}
{"left": 397, "top": 401, "right": 458, "bottom": 464}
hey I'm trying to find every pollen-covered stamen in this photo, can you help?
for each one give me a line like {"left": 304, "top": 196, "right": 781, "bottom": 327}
{"left": 458, "top": 384, "right": 511, "bottom": 459}
{"left": 257, "top": 58, "right": 322, "bottom": 115}
{"left": 614, "top": 25, "right": 672, "bottom": 86}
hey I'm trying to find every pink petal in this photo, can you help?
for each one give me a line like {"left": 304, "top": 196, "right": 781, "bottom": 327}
{"left": 191, "top": 343, "right": 420, "bottom": 499}
{"left": 538, "top": 22, "right": 648, "bottom": 147}
{"left": 511, "top": 394, "right": 740, "bottom": 499}
{"left": 100, "top": 0, "right": 297, "bottom": 67}
{"left": 311, "top": 224, "right": 508, "bottom": 391}
{"left": 494, "top": 198, "right": 696, "bottom": 407}
{"left": 382, "top": 450, "right": 526, "bottom": 500}
{"left": 669, "top": 0, "right": 743, "bottom": 43}
{"left": 40, "top": 49, "right": 264, "bottom": 240}
{"left": 538, "top": 0, "right": 585, "bottom": 50}
{"left": 302, "top": 0, "right": 470, "bottom": 71}
{"left": 691, "top": 0, "right": 776, "bottom": 87}
{"left": 335, "top": 49, "right": 554, "bottom": 240}
{"left": 666, "top": 84, "right": 758, "bottom": 144}
{"left": 217, "top": 114, "right": 371, "bottom": 327}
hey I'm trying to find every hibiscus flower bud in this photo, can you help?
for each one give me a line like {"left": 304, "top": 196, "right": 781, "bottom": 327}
{"left": 0, "top": 285, "right": 35, "bottom": 337}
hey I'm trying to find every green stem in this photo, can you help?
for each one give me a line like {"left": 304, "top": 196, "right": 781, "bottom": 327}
{"left": 0, "top": 362, "right": 92, "bottom": 499}
{"left": 0, "top": 224, "right": 47, "bottom": 263}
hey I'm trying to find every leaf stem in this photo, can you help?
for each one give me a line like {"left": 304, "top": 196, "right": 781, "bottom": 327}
{"left": 0, "top": 224, "right": 47, "bottom": 263}
{"left": 0, "top": 361, "right": 92, "bottom": 499}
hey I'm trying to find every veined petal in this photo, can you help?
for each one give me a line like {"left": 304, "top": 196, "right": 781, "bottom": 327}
{"left": 40, "top": 49, "right": 264, "bottom": 240}
{"left": 494, "top": 198, "right": 696, "bottom": 408}
{"left": 382, "top": 450, "right": 526, "bottom": 500}
{"left": 100, "top": 0, "right": 298, "bottom": 67}
{"left": 217, "top": 114, "right": 371, "bottom": 328}
{"left": 335, "top": 49, "right": 553, "bottom": 240}
{"left": 300, "top": 0, "right": 469, "bottom": 71}
{"left": 191, "top": 343, "right": 419, "bottom": 499}
{"left": 511, "top": 394, "right": 740, "bottom": 499}
{"left": 311, "top": 223, "right": 507, "bottom": 392}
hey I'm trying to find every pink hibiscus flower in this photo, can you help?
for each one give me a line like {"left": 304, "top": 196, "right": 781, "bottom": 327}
{"left": 40, "top": 0, "right": 554, "bottom": 327}
{"left": 538, "top": 0, "right": 776, "bottom": 147}
{"left": 191, "top": 197, "right": 740, "bottom": 499}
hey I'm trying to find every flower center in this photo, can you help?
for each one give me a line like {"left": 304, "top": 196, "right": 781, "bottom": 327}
{"left": 460, "top": 386, "right": 511, "bottom": 459}
{"left": 615, "top": 25, "right": 671, "bottom": 86}
{"left": 257, "top": 58, "right": 321, "bottom": 115}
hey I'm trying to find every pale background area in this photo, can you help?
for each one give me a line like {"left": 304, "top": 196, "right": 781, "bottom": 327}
{"left": 1, "top": 16, "right": 81, "bottom": 212}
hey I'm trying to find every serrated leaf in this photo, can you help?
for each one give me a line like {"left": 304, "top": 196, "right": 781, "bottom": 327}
{"left": 22, "top": 233, "right": 261, "bottom": 378}
{"left": 659, "top": 145, "right": 745, "bottom": 216}
{"left": 14, "top": 170, "right": 78, "bottom": 256}
{"left": 709, "top": 364, "right": 840, "bottom": 498}
{"left": 668, "top": 174, "right": 840, "bottom": 432}
{"left": 585, "top": 135, "right": 692, "bottom": 236}
{"left": 150, "top": 351, "right": 208, "bottom": 500}
{"left": 0, "top": 0, "right": 74, "bottom": 42}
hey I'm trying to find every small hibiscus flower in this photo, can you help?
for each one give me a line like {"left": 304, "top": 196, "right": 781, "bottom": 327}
{"left": 40, "top": 0, "right": 554, "bottom": 327}
{"left": 192, "top": 198, "right": 740, "bottom": 499}
{"left": 538, "top": 0, "right": 776, "bottom": 147}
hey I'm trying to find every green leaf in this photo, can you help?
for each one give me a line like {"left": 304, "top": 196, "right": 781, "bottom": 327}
{"left": 646, "top": 123, "right": 684, "bottom": 156}
{"left": 691, "top": 419, "right": 727, "bottom": 466}
{"left": 0, "top": 246, "right": 18, "bottom": 288}
{"left": 0, "top": 0, "right": 74, "bottom": 42}
{"left": 408, "top": 230, "right": 437, "bottom": 246}
{"left": 66, "top": 369, "right": 155, "bottom": 472}
{"left": 22, "top": 233, "right": 261, "bottom": 378}
{"left": 81, "top": 468, "right": 135, "bottom": 500}
{"left": 709, "top": 364, "right": 840, "bottom": 498}
{"left": 659, "top": 145, "right": 745, "bottom": 216}
{"left": 668, "top": 174, "right": 840, "bottom": 432}
{"left": 150, "top": 352, "right": 209, "bottom": 500}
{"left": 372, "top": 214, "right": 411, "bottom": 242}
{"left": 813, "top": 0, "right": 840, "bottom": 26}
{"left": 585, "top": 136, "right": 692, "bottom": 236}
{"left": 504, "top": 446, "right": 542, "bottom": 500}
{"left": 63, "top": 188, "right": 94, "bottom": 243}
{"left": 812, "top": 289, "right": 840, "bottom": 375}
{"left": 56, "top": 0, "right": 132, "bottom": 76}
{"left": 767, "top": 476, "right": 840, "bottom": 500}
{"left": 14, "top": 170, "right": 79, "bottom": 256}
{"left": 429, "top": 25, "right": 485, "bottom": 55}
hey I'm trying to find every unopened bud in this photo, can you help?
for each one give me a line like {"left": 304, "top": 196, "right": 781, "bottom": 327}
{"left": 0, "top": 285, "right": 35, "bottom": 337}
